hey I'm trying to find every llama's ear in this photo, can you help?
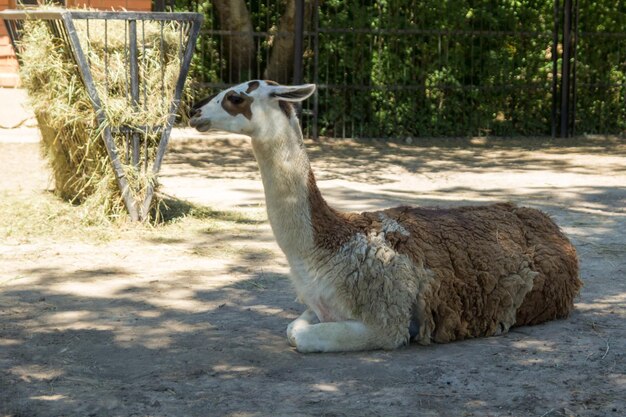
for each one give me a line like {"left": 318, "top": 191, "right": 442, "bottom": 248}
{"left": 269, "top": 84, "right": 316, "bottom": 102}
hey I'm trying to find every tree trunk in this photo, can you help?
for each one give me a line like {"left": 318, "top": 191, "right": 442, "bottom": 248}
{"left": 264, "top": 0, "right": 314, "bottom": 84}
{"left": 213, "top": 0, "right": 256, "bottom": 82}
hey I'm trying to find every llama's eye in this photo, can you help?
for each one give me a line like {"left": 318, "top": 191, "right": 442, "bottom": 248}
{"left": 228, "top": 95, "right": 244, "bottom": 105}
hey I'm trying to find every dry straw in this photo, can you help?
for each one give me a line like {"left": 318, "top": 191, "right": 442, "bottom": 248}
{"left": 18, "top": 12, "right": 185, "bottom": 223}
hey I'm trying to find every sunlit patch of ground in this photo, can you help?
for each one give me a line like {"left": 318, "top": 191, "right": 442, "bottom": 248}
{"left": 0, "top": 131, "right": 624, "bottom": 417}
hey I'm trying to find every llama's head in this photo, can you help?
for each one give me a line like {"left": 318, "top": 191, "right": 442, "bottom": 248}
{"left": 189, "top": 80, "right": 315, "bottom": 136}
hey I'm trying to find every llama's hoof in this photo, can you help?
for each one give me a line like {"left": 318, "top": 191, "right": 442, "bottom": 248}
{"left": 286, "top": 323, "right": 297, "bottom": 347}
{"left": 287, "top": 320, "right": 304, "bottom": 347}
{"left": 288, "top": 328, "right": 313, "bottom": 351}
{"left": 287, "top": 309, "right": 318, "bottom": 348}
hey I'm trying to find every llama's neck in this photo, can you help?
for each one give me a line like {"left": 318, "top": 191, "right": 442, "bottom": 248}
{"left": 251, "top": 123, "right": 334, "bottom": 258}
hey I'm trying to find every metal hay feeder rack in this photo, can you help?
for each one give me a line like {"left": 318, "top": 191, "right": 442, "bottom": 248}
{"left": 1, "top": 9, "right": 203, "bottom": 221}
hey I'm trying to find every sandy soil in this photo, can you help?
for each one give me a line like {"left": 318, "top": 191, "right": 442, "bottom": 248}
{"left": 1, "top": 130, "right": 625, "bottom": 417}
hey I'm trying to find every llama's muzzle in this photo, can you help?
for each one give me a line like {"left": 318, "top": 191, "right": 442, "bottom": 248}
{"left": 189, "top": 115, "right": 212, "bottom": 132}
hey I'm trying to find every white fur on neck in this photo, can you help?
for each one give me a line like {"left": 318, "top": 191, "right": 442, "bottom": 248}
{"left": 250, "top": 109, "right": 315, "bottom": 259}
{"left": 249, "top": 109, "right": 351, "bottom": 324}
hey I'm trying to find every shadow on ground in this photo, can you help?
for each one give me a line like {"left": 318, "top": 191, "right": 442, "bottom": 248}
{"left": 162, "top": 135, "right": 626, "bottom": 184}
{"left": 1, "top": 135, "right": 625, "bottom": 417}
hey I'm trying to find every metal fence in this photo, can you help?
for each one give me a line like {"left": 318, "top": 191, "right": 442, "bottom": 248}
{"left": 155, "top": 0, "right": 626, "bottom": 139}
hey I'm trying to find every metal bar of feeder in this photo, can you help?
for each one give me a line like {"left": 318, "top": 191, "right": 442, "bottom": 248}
{"left": 153, "top": 20, "right": 202, "bottom": 173}
{"left": 0, "top": 10, "right": 201, "bottom": 21}
{"left": 140, "top": 16, "right": 203, "bottom": 219}
{"left": 124, "top": 21, "right": 130, "bottom": 164}
{"left": 70, "top": 11, "right": 201, "bottom": 21}
{"left": 142, "top": 20, "right": 149, "bottom": 173}
{"left": 104, "top": 19, "right": 109, "bottom": 96}
{"left": 160, "top": 21, "right": 165, "bottom": 111}
{"left": 128, "top": 19, "right": 141, "bottom": 168}
{"left": 1, "top": 9, "right": 203, "bottom": 222}
{"left": 60, "top": 12, "right": 140, "bottom": 221}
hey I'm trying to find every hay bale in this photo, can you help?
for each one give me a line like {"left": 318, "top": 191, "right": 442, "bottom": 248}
{"left": 17, "top": 13, "right": 186, "bottom": 222}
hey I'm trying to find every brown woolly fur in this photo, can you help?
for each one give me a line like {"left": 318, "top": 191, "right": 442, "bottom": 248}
{"left": 310, "top": 186, "right": 582, "bottom": 344}
{"left": 511, "top": 207, "right": 581, "bottom": 325}
{"left": 388, "top": 203, "right": 581, "bottom": 343}
{"left": 307, "top": 169, "right": 370, "bottom": 249}
{"left": 17, "top": 13, "right": 185, "bottom": 222}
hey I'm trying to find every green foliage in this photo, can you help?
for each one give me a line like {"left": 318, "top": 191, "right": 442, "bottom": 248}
{"left": 173, "top": 0, "right": 220, "bottom": 97}
{"left": 176, "top": 0, "right": 626, "bottom": 137}
{"left": 573, "top": 1, "right": 626, "bottom": 134}
{"left": 175, "top": 0, "right": 286, "bottom": 89}
{"left": 316, "top": 0, "right": 556, "bottom": 137}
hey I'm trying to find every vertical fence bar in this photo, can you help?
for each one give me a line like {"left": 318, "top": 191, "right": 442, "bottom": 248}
{"left": 85, "top": 18, "right": 90, "bottom": 66}
{"left": 4, "top": 20, "right": 19, "bottom": 57}
{"left": 293, "top": 0, "right": 304, "bottom": 85}
{"left": 560, "top": 0, "right": 572, "bottom": 137}
{"left": 570, "top": 0, "right": 579, "bottom": 137}
{"left": 128, "top": 19, "right": 141, "bottom": 166}
{"left": 154, "top": 0, "right": 165, "bottom": 12}
{"left": 160, "top": 20, "right": 165, "bottom": 111}
{"left": 104, "top": 19, "right": 109, "bottom": 96}
{"left": 312, "top": 0, "right": 319, "bottom": 140}
{"left": 293, "top": 0, "right": 305, "bottom": 118}
{"left": 142, "top": 20, "right": 149, "bottom": 172}
{"left": 551, "top": 0, "right": 559, "bottom": 138}
{"left": 124, "top": 22, "right": 130, "bottom": 163}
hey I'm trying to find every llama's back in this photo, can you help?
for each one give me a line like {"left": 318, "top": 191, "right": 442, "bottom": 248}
{"left": 370, "top": 202, "right": 581, "bottom": 343}
{"left": 509, "top": 206, "right": 581, "bottom": 326}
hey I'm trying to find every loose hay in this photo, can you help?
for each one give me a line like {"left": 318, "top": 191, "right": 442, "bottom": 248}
{"left": 17, "top": 12, "right": 186, "bottom": 222}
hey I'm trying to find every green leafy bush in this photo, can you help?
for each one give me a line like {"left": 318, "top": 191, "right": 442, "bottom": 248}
{"left": 178, "top": 0, "right": 626, "bottom": 137}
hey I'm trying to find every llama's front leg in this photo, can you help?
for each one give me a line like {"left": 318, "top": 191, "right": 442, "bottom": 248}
{"left": 290, "top": 320, "right": 395, "bottom": 353}
{"left": 287, "top": 308, "right": 318, "bottom": 347}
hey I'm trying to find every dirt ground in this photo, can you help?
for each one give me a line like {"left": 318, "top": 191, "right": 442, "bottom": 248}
{"left": 0, "top": 129, "right": 625, "bottom": 417}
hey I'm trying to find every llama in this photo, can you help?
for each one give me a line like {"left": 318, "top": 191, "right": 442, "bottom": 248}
{"left": 189, "top": 80, "right": 582, "bottom": 353}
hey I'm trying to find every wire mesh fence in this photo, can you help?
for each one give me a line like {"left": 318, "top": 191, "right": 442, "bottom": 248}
{"left": 574, "top": 1, "right": 626, "bottom": 135}
{"left": 146, "top": 2, "right": 626, "bottom": 139}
